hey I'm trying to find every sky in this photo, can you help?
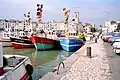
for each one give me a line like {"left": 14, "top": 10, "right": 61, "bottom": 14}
{"left": 0, "top": 0, "right": 120, "bottom": 25}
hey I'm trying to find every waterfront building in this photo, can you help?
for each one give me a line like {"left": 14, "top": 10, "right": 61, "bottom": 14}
{"left": 36, "top": 20, "right": 94, "bottom": 38}
{"left": 0, "top": 19, "right": 5, "bottom": 30}
{"left": 36, "top": 21, "right": 65, "bottom": 39}
{"left": 102, "top": 26, "right": 108, "bottom": 33}
{"left": 82, "top": 22, "right": 94, "bottom": 33}
{"left": 0, "top": 19, "right": 37, "bottom": 39}
{"left": 104, "top": 20, "right": 120, "bottom": 32}
{"left": 0, "top": 19, "right": 18, "bottom": 39}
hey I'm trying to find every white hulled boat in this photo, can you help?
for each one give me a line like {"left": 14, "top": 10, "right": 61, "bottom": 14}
{"left": 0, "top": 43, "right": 34, "bottom": 80}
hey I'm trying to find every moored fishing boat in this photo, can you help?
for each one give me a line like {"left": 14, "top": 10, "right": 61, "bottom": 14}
{"left": 30, "top": 5, "right": 60, "bottom": 51}
{"left": 59, "top": 37, "right": 84, "bottom": 52}
{"left": 10, "top": 37, "right": 34, "bottom": 49}
{"left": 30, "top": 36, "right": 60, "bottom": 50}
{"left": 10, "top": 12, "right": 35, "bottom": 49}
{"left": 0, "top": 39, "right": 11, "bottom": 47}
{"left": 0, "top": 29, "right": 12, "bottom": 47}
{"left": 0, "top": 43, "right": 34, "bottom": 80}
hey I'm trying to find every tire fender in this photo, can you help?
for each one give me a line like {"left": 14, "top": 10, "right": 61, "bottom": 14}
{"left": 25, "top": 64, "right": 33, "bottom": 75}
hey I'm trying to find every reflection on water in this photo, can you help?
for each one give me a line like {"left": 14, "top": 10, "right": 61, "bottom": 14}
{"left": 57, "top": 50, "right": 73, "bottom": 60}
{"left": 3, "top": 47, "right": 74, "bottom": 80}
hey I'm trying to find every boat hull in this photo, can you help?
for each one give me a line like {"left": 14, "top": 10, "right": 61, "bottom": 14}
{"left": 0, "top": 39, "right": 11, "bottom": 47}
{"left": 30, "top": 36, "right": 59, "bottom": 50}
{"left": 1, "top": 55, "right": 33, "bottom": 80}
{"left": 10, "top": 37, "right": 34, "bottom": 49}
{"left": 60, "top": 37, "right": 84, "bottom": 52}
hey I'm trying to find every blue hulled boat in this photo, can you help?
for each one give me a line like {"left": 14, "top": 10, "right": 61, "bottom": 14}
{"left": 59, "top": 37, "right": 84, "bottom": 52}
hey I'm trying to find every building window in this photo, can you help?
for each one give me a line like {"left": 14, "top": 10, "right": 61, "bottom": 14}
{"left": 7, "top": 34, "right": 9, "bottom": 37}
{"left": 4, "top": 34, "right": 5, "bottom": 37}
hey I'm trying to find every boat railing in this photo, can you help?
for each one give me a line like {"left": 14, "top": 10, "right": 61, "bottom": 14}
{"left": 52, "top": 61, "right": 65, "bottom": 74}
{"left": 2, "top": 57, "right": 29, "bottom": 78}
{"left": 57, "top": 61, "right": 65, "bottom": 74}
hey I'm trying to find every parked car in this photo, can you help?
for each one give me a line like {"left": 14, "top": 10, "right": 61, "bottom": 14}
{"left": 102, "top": 32, "right": 115, "bottom": 42}
{"left": 108, "top": 32, "right": 120, "bottom": 43}
{"left": 114, "top": 38, "right": 120, "bottom": 42}
{"left": 111, "top": 38, "right": 120, "bottom": 45}
{"left": 112, "top": 42, "right": 120, "bottom": 54}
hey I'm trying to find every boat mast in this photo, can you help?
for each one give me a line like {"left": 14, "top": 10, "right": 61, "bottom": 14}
{"left": 36, "top": 4, "right": 45, "bottom": 50}
{"left": 24, "top": 12, "right": 32, "bottom": 36}
{"left": 73, "top": 12, "right": 79, "bottom": 35}
{"left": 63, "top": 8, "right": 70, "bottom": 36}
{"left": 36, "top": 4, "right": 46, "bottom": 37}
{"left": 23, "top": 13, "right": 27, "bottom": 32}
{"left": 36, "top": 4, "right": 43, "bottom": 24}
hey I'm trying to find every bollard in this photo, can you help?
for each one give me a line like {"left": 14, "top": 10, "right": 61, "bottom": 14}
{"left": 87, "top": 47, "right": 92, "bottom": 58}
{"left": 95, "top": 38, "right": 97, "bottom": 43}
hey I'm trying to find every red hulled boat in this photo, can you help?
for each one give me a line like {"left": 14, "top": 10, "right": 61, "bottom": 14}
{"left": 10, "top": 37, "right": 34, "bottom": 49}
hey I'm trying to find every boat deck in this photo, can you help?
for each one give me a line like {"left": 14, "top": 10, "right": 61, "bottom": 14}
{"left": 3, "top": 56, "right": 25, "bottom": 73}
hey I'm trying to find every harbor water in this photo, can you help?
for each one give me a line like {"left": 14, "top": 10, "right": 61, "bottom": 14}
{"left": 3, "top": 47, "right": 74, "bottom": 80}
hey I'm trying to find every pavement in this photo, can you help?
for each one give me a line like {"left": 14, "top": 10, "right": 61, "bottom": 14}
{"left": 40, "top": 38, "right": 120, "bottom": 80}
{"left": 60, "top": 39, "right": 120, "bottom": 80}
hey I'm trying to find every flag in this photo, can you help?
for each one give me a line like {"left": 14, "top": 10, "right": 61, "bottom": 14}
{"left": 64, "top": 22, "right": 67, "bottom": 24}
{"left": 65, "top": 11, "right": 68, "bottom": 15}
{"left": 63, "top": 8, "right": 66, "bottom": 11}
{"left": 37, "top": 4, "right": 40, "bottom": 7}
{"left": 74, "top": 13, "right": 77, "bottom": 18}
{"left": 28, "top": 12, "right": 30, "bottom": 14}
{"left": 65, "top": 18, "right": 68, "bottom": 22}
{"left": 24, "top": 14, "right": 26, "bottom": 17}
{"left": 37, "top": 12, "right": 40, "bottom": 16}
{"left": 27, "top": 15, "right": 30, "bottom": 18}
{"left": 39, "top": 8, "right": 42, "bottom": 12}
{"left": 29, "top": 18, "right": 31, "bottom": 21}
{"left": 37, "top": 8, "right": 40, "bottom": 11}
{"left": 65, "top": 14, "right": 69, "bottom": 19}
{"left": 72, "top": 19, "right": 75, "bottom": 21}
{"left": 41, "top": 4, "right": 43, "bottom": 8}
